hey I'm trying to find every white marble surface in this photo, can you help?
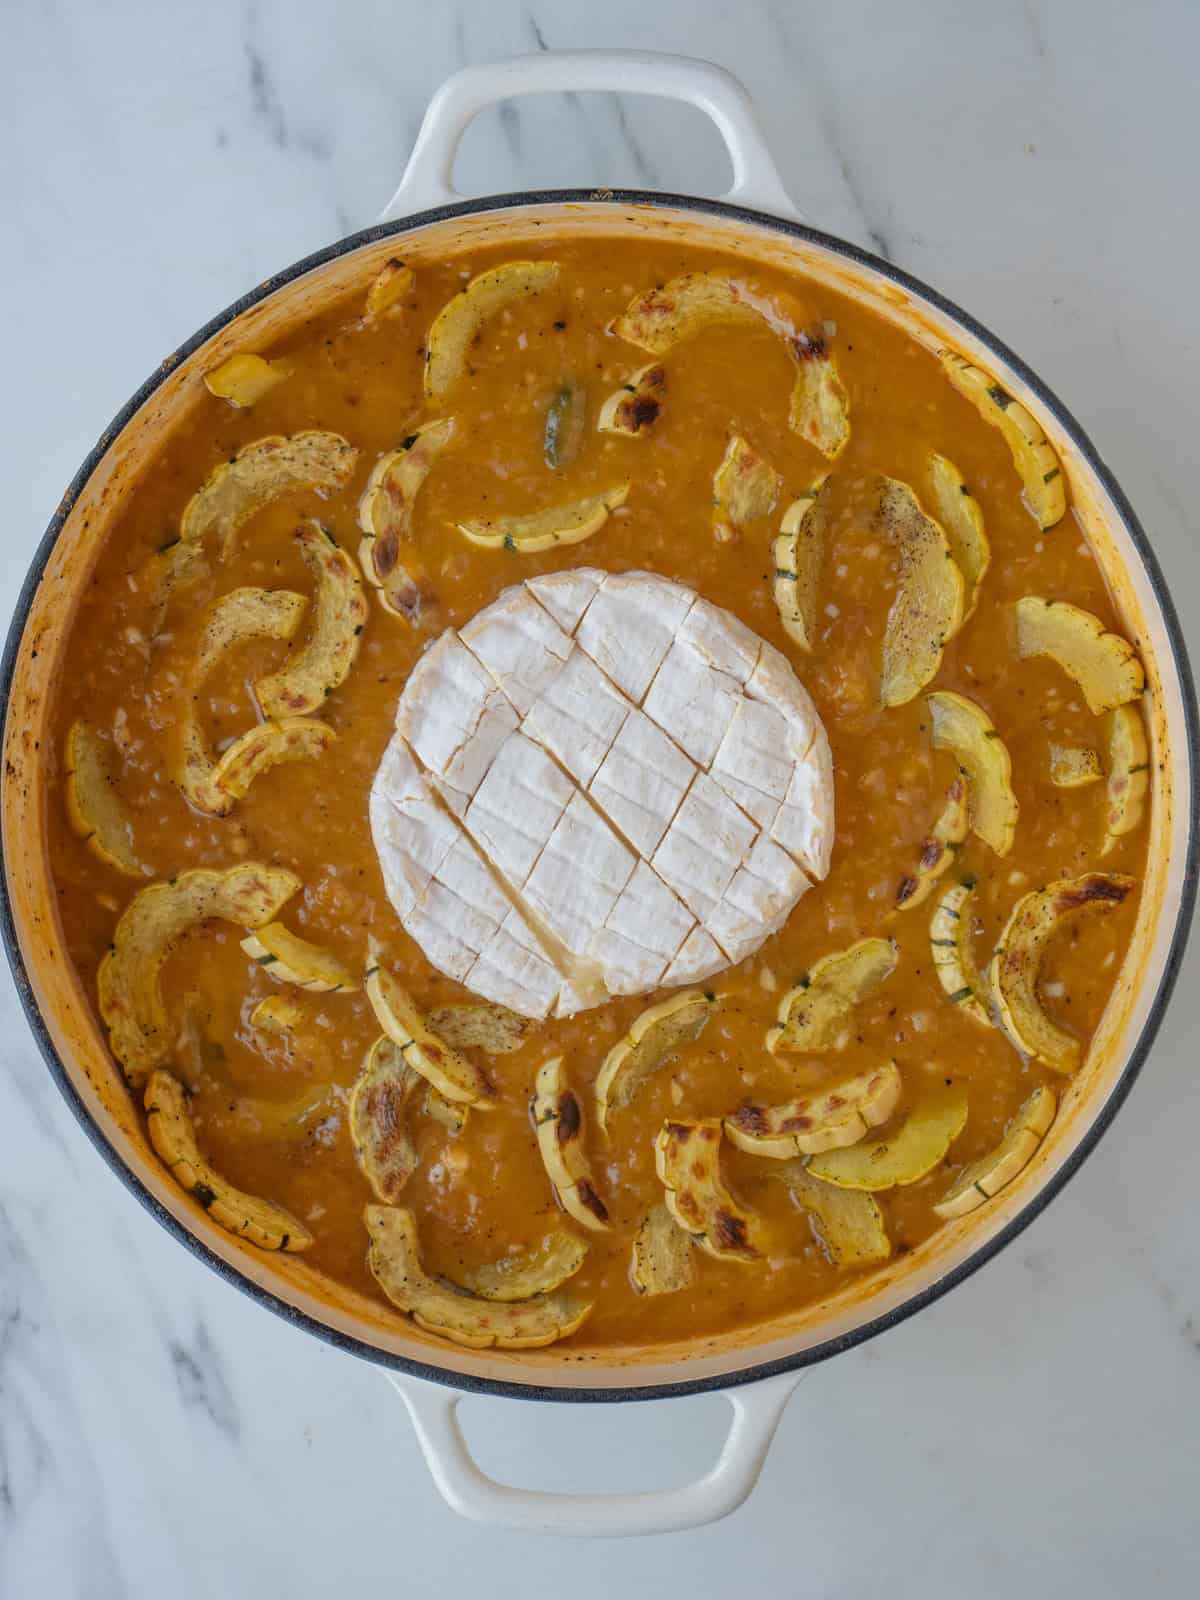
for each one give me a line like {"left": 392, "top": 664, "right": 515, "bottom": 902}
{"left": 3, "top": 0, "right": 1199, "bottom": 1591}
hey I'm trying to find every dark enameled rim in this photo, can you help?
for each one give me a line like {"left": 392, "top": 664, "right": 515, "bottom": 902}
{"left": 2, "top": 189, "right": 1196, "bottom": 1405}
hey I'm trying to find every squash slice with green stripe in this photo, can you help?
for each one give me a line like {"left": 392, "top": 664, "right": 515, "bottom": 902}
{"left": 808, "top": 1085, "right": 969, "bottom": 1191}
{"left": 927, "top": 691, "right": 1018, "bottom": 855}
{"left": 940, "top": 353, "right": 1065, "bottom": 528}
{"left": 365, "top": 1205, "right": 591, "bottom": 1350}
{"left": 929, "top": 881, "right": 993, "bottom": 1028}
{"left": 241, "top": 921, "right": 356, "bottom": 993}
{"left": 934, "top": 1086, "right": 1057, "bottom": 1218}
{"left": 990, "top": 872, "right": 1135, "bottom": 1070}
{"left": 64, "top": 720, "right": 144, "bottom": 876}
{"left": 456, "top": 484, "right": 629, "bottom": 554}
{"left": 100, "top": 863, "right": 299, "bottom": 1083}
{"left": 1015, "top": 596, "right": 1145, "bottom": 716}
{"left": 145, "top": 1069, "right": 312, "bottom": 1251}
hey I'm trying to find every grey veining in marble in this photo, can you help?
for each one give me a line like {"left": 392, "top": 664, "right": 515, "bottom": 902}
{"left": 2, "top": 0, "right": 1198, "bottom": 1594}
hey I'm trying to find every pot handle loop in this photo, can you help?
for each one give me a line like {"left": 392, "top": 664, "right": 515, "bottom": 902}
{"left": 388, "top": 1369, "right": 801, "bottom": 1537}
{"left": 378, "top": 51, "right": 799, "bottom": 222}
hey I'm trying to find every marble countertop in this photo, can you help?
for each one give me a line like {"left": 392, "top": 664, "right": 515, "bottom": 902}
{"left": 3, "top": 0, "right": 1198, "bottom": 1592}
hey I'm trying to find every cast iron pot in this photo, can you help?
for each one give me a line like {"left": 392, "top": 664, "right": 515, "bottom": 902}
{"left": 2, "top": 53, "right": 1196, "bottom": 1536}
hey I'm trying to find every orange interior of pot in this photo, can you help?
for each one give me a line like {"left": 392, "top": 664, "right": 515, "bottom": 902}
{"left": 2, "top": 202, "right": 1184, "bottom": 1389}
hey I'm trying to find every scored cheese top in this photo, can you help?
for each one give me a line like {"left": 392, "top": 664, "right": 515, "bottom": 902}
{"left": 370, "top": 570, "right": 834, "bottom": 1018}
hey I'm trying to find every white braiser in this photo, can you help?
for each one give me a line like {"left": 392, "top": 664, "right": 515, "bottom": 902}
{"left": 370, "top": 569, "right": 834, "bottom": 1017}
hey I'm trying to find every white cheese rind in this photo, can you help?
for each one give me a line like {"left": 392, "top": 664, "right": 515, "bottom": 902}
{"left": 603, "top": 859, "right": 696, "bottom": 962}
{"left": 679, "top": 597, "right": 762, "bottom": 685}
{"left": 523, "top": 792, "right": 636, "bottom": 956}
{"left": 397, "top": 634, "right": 497, "bottom": 780}
{"left": 748, "top": 641, "right": 821, "bottom": 760}
{"left": 441, "top": 692, "right": 518, "bottom": 800}
{"left": 521, "top": 646, "right": 631, "bottom": 787}
{"left": 643, "top": 639, "right": 742, "bottom": 767}
{"left": 771, "top": 730, "right": 835, "bottom": 880}
{"left": 651, "top": 771, "right": 758, "bottom": 922}
{"left": 466, "top": 909, "right": 564, "bottom": 1017}
{"left": 706, "top": 899, "right": 782, "bottom": 965}
{"left": 585, "top": 928, "right": 670, "bottom": 994}
{"left": 575, "top": 571, "right": 695, "bottom": 701}
{"left": 460, "top": 584, "right": 572, "bottom": 715}
{"left": 463, "top": 732, "right": 574, "bottom": 886}
{"left": 663, "top": 925, "right": 726, "bottom": 986}
{"left": 525, "top": 568, "right": 605, "bottom": 633}
{"left": 370, "top": 744, "right": 461, "bottom": 917}
{"left": 588, "top": 709, "right": 696, "bottom": 858}
{"left": 711, "top": 698, "right": 795, "bottom": 807}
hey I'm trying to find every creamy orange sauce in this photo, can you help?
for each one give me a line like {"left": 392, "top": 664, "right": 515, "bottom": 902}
{"left": 46, "top": 238, "right": 1147, "bottom": 1350}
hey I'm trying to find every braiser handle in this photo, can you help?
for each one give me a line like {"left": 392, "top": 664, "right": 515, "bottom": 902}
{"left": 389, "top": 1369, "right": 801, "bottom": 1538}
{"left": 379, "top": 51, "right": 799, "bottom": 222}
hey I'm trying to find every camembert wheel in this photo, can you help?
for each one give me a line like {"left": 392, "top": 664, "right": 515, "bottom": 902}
{"left": 369, "top": 570, "right": 835, "bottom": 1018}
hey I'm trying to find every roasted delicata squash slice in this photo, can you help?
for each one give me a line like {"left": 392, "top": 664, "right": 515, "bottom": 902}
{"left": 425, "top": 259, "right": 560, "bottom": 399}
{"left": 896, "top": 776, "right": 969, "bottom": 910}
{"left": 927, "top": 452, "right": 990, "bottom": 621}
{"left": 773, "top": 474, "right": 831, "bottom": 652}
{"left": 927, "top": 690, "right": 1018, "bottom": 855}
{"left": 145, "top": 1070, "right": 312, "bottom": 1250}
{"left": 597, "top": 362, "right": 665, "bottom": 435}
{"left": 934, "top": 1086, "right": 1057, "bottom": 1219}
{"left": 595, "top": 990, "right": 718, "bottom": 1131}
{"left": 255, "top": 522, "right": 369, "bottom": 716}
{"left": 350, "top": 1036, "right": 467, "bottom": 1190}
{"left": 768, "top": 937, "right": 898, "bottom": 1055}
{"left": 178, "top": 431, "right": 358, "bottom": 564}
{"left": 236, "top": 1083, "right": 338, "bottom": 1140}
{"left": 365, "top": 964, "right": 493, "bottom": 1106}
{"left": 463, "top": 1231, "right": 589, "bottom": 1302}
{"left": 929, "top": 881, "right": 992, "bottom": 1027}
{"left": 356, "top": 419, "right": 455, "bottom": 621}
{"left": 365, "top": 1205, "right": 591, "bottom": 1350}
{"left": 100, "top": 863, "right": 299, "bottom": 1082}
{"left": 212, "top": 717, "right": 336, "bottom": 801}
{"left": 250, "top": 993, "right": 305, "bottom": 1035}
{"left": 877, "top": 476, "right": 965, "bottom": 707}
{"left": 364, "top": 257, "right": 414, "bottom": 318}
{"left": 203, "top": 353, "right": 290, "bottom": 408}
{"left": 788, "top": 330, "right": 850, "bottom": 459}
{"left": 1015, "top": 596, "right": 1145, "bottom": 716}
{"left": 456, "top": 483, "right": 629, "bottom": 554}
{"left": 655, "top": 1119, "right": 764, "bottom": 1261}
{"left": 712, "top": 435, "right": 780, "bottom": 541}
{"left": 990, "top": 872, "right": 1135, "bottom": 1070}
{"left": 808, "top": 1084, "right": 969, "bottom": 1190}
{"left": 195, "top": 586, "right": 307, "bottom": 676}
{"left": 533, "top": 1057, "right": 610, "bottom": 1231}
{"left": 172, "top": 990, "right": 224, "bottom": 1085}
{"left": 176, "top": 586, "right": 308, "bottom": 815}
{"left": 1103, "top": 704, "right": 1150, "bottom": 853}
{"left": 422, "top": 1086, "right": 469, "bottom": 1136}
{"left": 1049, "top": 744, "right": 1103, "bottom": 788}
{"left": 726, "top": 1061, "right": 903, "bottom": 1159}
{"left": 64, "top": 719, "right": 143, "bottom": 876}
{"left": 543, "top": 380, "right": 588, "bottom": 468}
{"left": 940, "top": 353, "right": 1066, "bottom": 528}
{"left": 426, "top": 1001, "right": 531, "bottom": 1055}
{"left": 241, "top": 921, "right": 357, "bottom": 992}
{"left": 349, "top": 1037, "right": 424, "bottom": 1203}
{"left": 610, "top": 271, "right": 775, "bottom": 352}
{"left": 613, "top": 275, "right": 849, "bottom": 452}
{"left": 773, "top": 1162, "right": 891, "bottom": 1265}
{"left": 631, "top": 1202, "right": 696, "bottom": 1296}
